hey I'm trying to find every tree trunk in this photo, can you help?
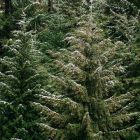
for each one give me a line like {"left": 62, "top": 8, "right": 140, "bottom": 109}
{"left": 5, "top": 0, "right": 12, "bottom": 15}
{"left": 48, "top": 0, "right": 53, "bottom": 12}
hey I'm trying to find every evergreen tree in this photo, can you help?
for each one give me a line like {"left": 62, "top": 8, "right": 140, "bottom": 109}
{"left": 33, "top": 0, "right": 140, "bottom": 139}
{"left": 0, "top": 0, "right": 139, "bottom": 139}
{"left": 0, "top": 11, "right": 46, "bottom": 139}
{"left": 123, "top": 11, "right": 140, "bottom": 140}
{"left": 36, "top": 0, "right": 87, "bottom": 52}
{"left": 105, "top": 0, "right": 140, "bottom": 138}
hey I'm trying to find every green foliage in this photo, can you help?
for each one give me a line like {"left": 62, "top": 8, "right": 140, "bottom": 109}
{"left": 0, "top": 0, "right": 140, "bottom": 139}
{"left": 127, "top": 0, "right": 140, "bottom": 8}
{"left": 33, "top": 1, "right": 140, "bottom": 139}
{"left": 36, "top": 13, "right": 68, "bottom": 52}
{"left": 12, "top": 0, "right": 31, "bottom": 8}
{"left": 125, "top": 131, "right": 140, "bottom": 140}
{"left": 0, "top": 12, "right": 46, "bottom": 139}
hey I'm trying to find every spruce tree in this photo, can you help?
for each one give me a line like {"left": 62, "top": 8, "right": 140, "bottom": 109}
{"left": 34, "top": 0, "right": 140, "bottom": 139}
{"left": 0, "top": 11, "right": 46, "bottom": 139}
{"left": 105, "top": 0, "right": 140, "bottom": 138}
{"left": 0, "top": 0, "right": 139, "bottom": 139}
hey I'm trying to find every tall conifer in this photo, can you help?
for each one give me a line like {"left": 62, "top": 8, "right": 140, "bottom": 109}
{"left": 34, "top": 0, "right": 140, "bottom": 139}
{"left": 0, "top": 11, "right": 45, "bottom": 139}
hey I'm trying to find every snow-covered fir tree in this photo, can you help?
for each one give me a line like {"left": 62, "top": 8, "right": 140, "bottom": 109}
{"left": 0, "top": 0, "right": 139, "bottom": 139}
{"left": 105, "top": 0, "right": 140, "bottom": 138}
{"left": 0, "top": 11, "right": 46, "bottom": 139}
{"left": 33, "top": 0, "right": 140, "bottom": 139}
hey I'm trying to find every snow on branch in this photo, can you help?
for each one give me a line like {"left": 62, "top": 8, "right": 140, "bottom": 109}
{"left": 105, "top": 92, "right": 133, "bottom": 113}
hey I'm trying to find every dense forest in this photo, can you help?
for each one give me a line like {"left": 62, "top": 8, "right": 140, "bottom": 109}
{"left": 0, "top": 0, "right": 140, "bottom": 139}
